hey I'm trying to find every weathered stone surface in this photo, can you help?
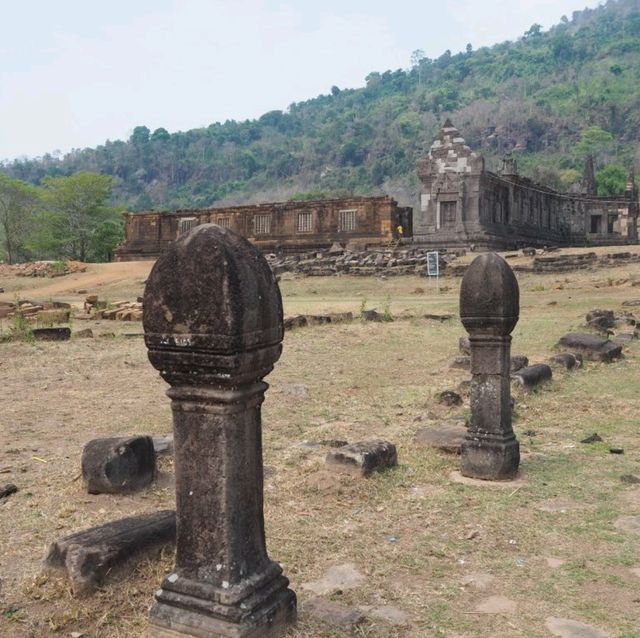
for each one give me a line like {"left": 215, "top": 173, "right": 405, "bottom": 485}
{"left": 545, "top": 617, "right": 610, "bottom": 638}
{"left": 511, "top": 363, "right": 552, "bottom": 391}
{"left": 82, "top": 436, "right": 156, "bottom": 494}
{"left": 459, "top": 336, "right": 471, "bottom": 355}
{"left": 301, "top": 563, "right": 364, "bottom": 596}
{"left": 459, "top": 253, "right": 520, "bottom": 480}
{"left": 362, "top": 309, "right": 385, "bottom": 322}
{"left": 0, "top": 484, "right": 18, "bottom": 499}
{"left": 474, "top": 596, "right": 517, "bottom": 614}
{"left": 44, "top": 510, "right": 176, "bottom": 596}
{"left": 143, "top": 224, "right": 296, "bottom": 638}
{"left": 557, "top": 333, "right": 622, "bottom": 362}
{"left": 449, "top": 470, "right": 527, "bottom": 488}
{"left": 613, "top": 332, "right": 635, "bottom": 345}
{"left": 622, "top": 299, "right": 640, "bottom": 307}
{"left": 614, "top": 515, "right": 640, "bottom": 533}
{"left": 302, "top": 598, "right": 365, "bottom": 630}
{"left": 550, "top": 352, "right": 583, "bottom": 369}
{"left": 414, "top": 424, "right": 466, "bottom": 454}
{"left": 152, "top": 435, "right": 174, "bottom": 457}
{"left": 360, "top": 605, "right": 411, "bottom": 626}
{"left": 424, "top": 313, "right": 453, "bottom": 322}
{"left": 326, "top": 440, "right": 397, "bottom": 477}
{"left": 74, "top": 328, "right": 94, "bottom": 339}
{"left": 510, "top": 355, "right": 529, "bottom": 372}
{"left": 32, "top": 327, "right": 71, "bottom": 341}
{"left": 284, "top": 315, "right": 307, "bottom": 330}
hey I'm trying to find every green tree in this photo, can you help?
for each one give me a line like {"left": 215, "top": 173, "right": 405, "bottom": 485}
{"left": 596, "top": 164, "right": 628, "bottom": 196}
{"left": 130, "top": 125, "right": 150, "bottom": 145}
{"left": 31, "top": 172, "right": 117, "bottom": 262}
{"left": 88, "top": 217, "right": 124, "bottom": 261}
{"left": 576, "top": 126, "right": 614, "bottom": 161}
{"left": 0, "top": 175, "right": 42, "bottom": 264}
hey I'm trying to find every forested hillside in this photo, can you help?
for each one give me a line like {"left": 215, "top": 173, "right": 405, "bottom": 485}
{"left": 3, "top": 0, "right": 640, "bottom": 212}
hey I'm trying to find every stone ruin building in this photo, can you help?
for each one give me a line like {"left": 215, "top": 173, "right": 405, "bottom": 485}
{"left": 114, "top": 121, "right": 639, "bottom": 260}
{"left": 414, "top": 120, "right": 638, "bottom": 249}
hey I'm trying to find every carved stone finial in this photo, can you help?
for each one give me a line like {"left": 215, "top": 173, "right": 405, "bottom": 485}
{"left": 143, "top": 224, "right": 296, "bottom": 637}
{"left": 459, "top": 253, "right": 520, "bottom": 480}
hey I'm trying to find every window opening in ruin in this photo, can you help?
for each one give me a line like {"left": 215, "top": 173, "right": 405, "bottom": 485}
{"left": 338, "top": 209, "right": 357, "bottom": 232}
{"left": 254, "top": 214, "right": 271, "bottom": 235}
{"left": 297, "top": 212, "right": 313, "bottom": 233}
{"left": 608, "top": 214, "right": 620, "bottom": 234}
{"left": 179, "top": 217, "right": 197, "bottom": 235}
{"left": 440, "top": 201, "right": 457, "bottom": 227}
{"left": 590, "top": 215, "right": 602, "bottom": 234}
{"left": 217, "top": 217, "right": 230, "bottom": 229}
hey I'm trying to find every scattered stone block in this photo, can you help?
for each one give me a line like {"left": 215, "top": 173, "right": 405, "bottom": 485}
{"left": 614, "top": 515, "right": 640, "bottom": 533}
{"left": 81, "top": 436, "right": 156, "bottom": 494}
{"left": 361, "top": 309, "right": 385, "bottom": 322}
{"left": 449, "top": 356, "right": 470, "bottom": 370}
{"left": 423, "top": 313, "right": 453, "bottom": 322}
{"left": 437, "top": 390, "right": 462, "bottom": 406}
{"left": 522, "top": 247, "right": 536, "bottom": 257}
{"left": 326, "top": 440, "right": 397, "bottom": 477}
{"left": 459, "top": 336, "right": 471, "bottom": 355}
{"left": 414, "top": 423, "right": 466, "bottom": 454}
{"left": 545, "top": 617, "right": 610, "bottom": 638}
{"left": 74, "top": 328, "right": 94, "bottom": 339}
{"left": 620, "top": 474, "right": 640, "bottom": 484}
{"left": 32, "top": 327, "right": 71, "bottom": 341}
{"left": 581, "top": 433, "right": 603, "bottom": 444}
{"left": 511, "top": 364, "right": 552, "bottom": 391}
{"left": 302, "top": 598, "right": 365, "bottom": 631}
{"left": 613, "top": 332, "right": 635, "bottom": 345}
{"left": 0, "top": 484, "right": 18, "bottom": 499}
{"left": 622, "top": 299, "right": 640, "bottom": 307}
{"left": 301, "top": 563, "right": 364, "bottom": 596}
{"left": 557, "top": 333, "right": 622, "bottom": 362}
{"left": 550, "top": 353, "right": 582, "bottom": 369}
{"left": 609, "top": 447, "right": 624, "bottom": 455}
{"left": 360, "top": 605, "right": 411, "bottom": 626}
{"left": 283, "top": 383, "right": 309, "bottom": 399}
{"left": 510, "top": 355, "right": 529, "bottom": 372}
{"left": 44, "top": 510, "right": 176, "bottom": 596}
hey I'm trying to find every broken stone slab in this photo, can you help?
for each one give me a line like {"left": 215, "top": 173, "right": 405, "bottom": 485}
{"left": 622, "top": 299, "right": 640, "bottom": 307}
{"left": 284, "top": 315, "right": 308, "bottom": 330}
{"left": 302, "top": 598, "right": 365, "bottom": 631}
{"left": 74, "top": 328, "right": 94, "bottom": 339}
{"left": 152, "top": 435, "right": 174, "bottom": 457}
{"left": 549, "top": 352, "right": 583, "bottom": 370}
{"left": 459, "top": 336, "right": 471, "bottom": 355}
{"left": 423, "top": 313, "right": 453, "bottom": 322}
{"left": 613, "top": 332, "right": 635, "bottom": 345}
{"left": 32, "top": 327, "right": 71, "bottom": 341}
{"left": 511, "top": 364, "right": 552, "bottom": 391}
{"left": 414, "top": 423, "right": 467, "bottom": 454}
{"left": 557, "top": 333, "right": 622, "bottom": 362}
{"left": 359, "top": 605, "right": 411, "bottom": 626}
{"left": 81, "top": 436, "right": 156, "bottom": 494}
{"left": 301, "top": 563, "right": 364, "bottom": 596}
{"left": 326, "top": 440, "right": 397, "bottom": 477}
{"left": 44, "top": 509, "right": 176, "bottom": 596}
{"left": 361, "top": 309, "right": 385, "bottom": 322}
{"left": 510, "top": 355, "right": 529, "bottom": 372}
{"left": 545, "top": 617, "right": 610, "bottom": 638}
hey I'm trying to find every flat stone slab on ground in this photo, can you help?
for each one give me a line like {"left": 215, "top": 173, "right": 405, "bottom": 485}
{"left": 359, "top": 605, "right": 411, "bottom": 626}
{"left": 44, "top": 509, "right": 176, "bottom": 596}
{"left": 302, "top": 597, "right": 366, "bottom": 630}
{"left": 326, "top": 440, "right": 397, "bottom": 477}
{"left": 545, "top": 617, "right": 610, "bottom": 637}
{"left": 82, "top": 435, "right": 156, "bottom": 494}
{"left": 460, "top": 572, "right": 495, "bottom": 590}
{"left": 474, "top": 596, "right": 517, "bottom": 614}
{"left": 557, "top": 332, "right": 622, "bottom": 362}
{"left": 536, "top": 498, "right": 583, "bottom": 513}
{"left": 449, "top": 470, "right": 527, "bottom": 488}
{"left": 614, "top": 515, "right": 640, "bottom": 533}
{"left": 414, "top": 424, "right": 466, "bottom": 454}
{"left": 549, "top": 352, "right": 583, "bottom": 370}
{"left": 301, "top": 563, "right": 365, "bottom": 596}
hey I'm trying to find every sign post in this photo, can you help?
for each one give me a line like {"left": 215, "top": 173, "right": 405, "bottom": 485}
{"left": 426, "top": 251, "right": 440, "bottom": 291}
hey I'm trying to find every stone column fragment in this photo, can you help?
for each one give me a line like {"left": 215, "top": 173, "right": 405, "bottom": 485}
{"left": 459, "top": 252, "right": 520, "bottom": 480}
{"left": 143, "top": 224, "right": 296, "bottom": 637}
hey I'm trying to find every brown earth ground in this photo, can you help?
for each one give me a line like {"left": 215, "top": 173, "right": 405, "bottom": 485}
{"left": 1, "top": 245, "right": 640, "bottom": 638}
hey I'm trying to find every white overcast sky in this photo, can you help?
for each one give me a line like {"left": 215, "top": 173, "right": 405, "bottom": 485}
{"left": 1, "top": 0, "right": 601, "bottom": 161}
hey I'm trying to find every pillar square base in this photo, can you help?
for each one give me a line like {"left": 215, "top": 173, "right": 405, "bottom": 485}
{"left": 149, "top": 585, "right": 296, "bottom": 638}
{"left": 461, "top": 438, "right": 520, "bottom": 481}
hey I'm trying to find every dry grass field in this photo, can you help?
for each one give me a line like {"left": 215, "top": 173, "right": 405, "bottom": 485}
{"left": 1, "top": 248, "right": 640, "bottom": 637}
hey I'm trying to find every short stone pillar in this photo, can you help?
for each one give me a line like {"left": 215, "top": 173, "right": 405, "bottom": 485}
{"left": 143, "top": 224, "right": 296, "bottom": 637}
{"left": 459, "top": 252, "right": 520, "bottom": 480}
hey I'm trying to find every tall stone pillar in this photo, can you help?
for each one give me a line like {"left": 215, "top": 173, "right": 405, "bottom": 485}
{"left": 459, "top": 252, "right": 520, "bottom": 480}
{"left": 143, "top": 224, "right": 296, "bottom": 637}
